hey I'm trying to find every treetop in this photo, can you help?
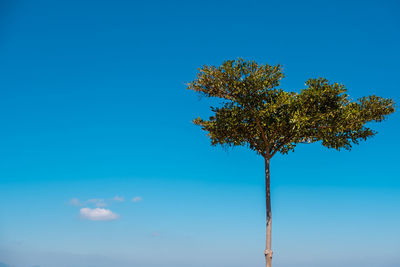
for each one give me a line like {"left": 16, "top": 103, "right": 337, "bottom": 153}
{"left": 187, "top": 59, "right": 395, "bottom": 159}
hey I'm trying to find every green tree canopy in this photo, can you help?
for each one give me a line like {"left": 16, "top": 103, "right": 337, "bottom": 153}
{"left": 187, "top": 59, "right": 395, "bottom": 159}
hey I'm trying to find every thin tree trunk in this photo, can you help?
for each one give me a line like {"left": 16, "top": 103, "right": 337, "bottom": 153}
{"left": 264, "top": 157, "right": 272, "bottom": 267}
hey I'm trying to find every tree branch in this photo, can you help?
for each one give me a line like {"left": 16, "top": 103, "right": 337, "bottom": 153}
{"left": 270, "top": 136, "right": 292, "bottom": 158}
{"left": 255, "top": 116, "right": 270, "bottom": 157}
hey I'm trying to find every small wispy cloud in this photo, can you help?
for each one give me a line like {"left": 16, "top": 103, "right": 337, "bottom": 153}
{"left": 80, "top": 208, "right": 119, "bottom": 221}
{"left": 132, "top": 196, "right": 143, "bottom": 203}
{"left": 86, "top": 198, "right": 107, "bottom": 207}
{"left": 69, "top": 198, "right": 83, "bottom": 207}
{"left": 0, "top": 262, "right": 14, "bottom": 267}
{"left": 113, "top": 196, "right": 124, "bottom": 202}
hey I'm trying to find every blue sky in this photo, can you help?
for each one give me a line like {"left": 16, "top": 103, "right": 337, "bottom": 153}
{"left": 0, "top": 0, "right": 399, "bottom": 267}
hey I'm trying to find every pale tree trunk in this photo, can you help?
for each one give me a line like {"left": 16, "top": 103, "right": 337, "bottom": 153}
{"left": 264, "top": 157, "right": 272, "bottom": 267}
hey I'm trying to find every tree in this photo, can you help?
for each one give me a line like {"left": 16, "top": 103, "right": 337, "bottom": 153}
{"left": 187, "top": 59, "right": 395, "bottom": 267}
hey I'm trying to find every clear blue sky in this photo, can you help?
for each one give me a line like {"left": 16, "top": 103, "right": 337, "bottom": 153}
{"left": 0, "top": 1, "right": 399, "bottom": 267}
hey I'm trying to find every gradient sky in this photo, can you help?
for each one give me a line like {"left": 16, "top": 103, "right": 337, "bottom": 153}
{"left": 0, "top": 1, "right": 399, "bottom": 267}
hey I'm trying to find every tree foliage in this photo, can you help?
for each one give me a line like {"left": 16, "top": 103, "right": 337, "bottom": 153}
{"left": 187, "top": 59, "right": 395, "bottom": 158}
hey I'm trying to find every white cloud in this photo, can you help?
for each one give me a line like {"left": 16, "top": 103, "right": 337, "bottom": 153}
{"left": 80, "top": 208, "right": 119, "bottom": 221}
{"left": 69, "top": 198, "right": 82, "bottom": 206}
{"left": 113, "top": 196, "right": 124, "bottom": 202}
{"left": 86, "top": 198, "right": 107, "bottom": 207}
{"left": 132, "top": 196, "right": 142, "bottom": 203}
